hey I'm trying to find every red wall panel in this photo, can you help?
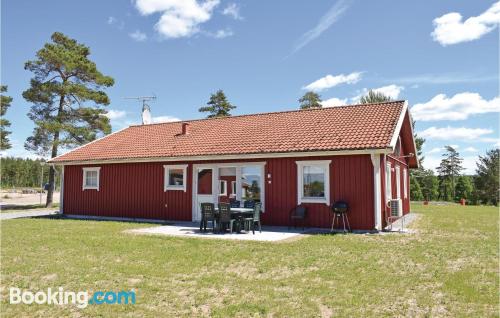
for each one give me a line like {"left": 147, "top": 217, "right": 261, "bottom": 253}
{"left": 63, "top": 154, "right": 376, "bottom": 229}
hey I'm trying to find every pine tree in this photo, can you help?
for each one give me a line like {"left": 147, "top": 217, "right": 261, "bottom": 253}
{"left": 475, "top": 149, "right": 500, "bottom": 205}
{"left": 436, "top": 146, "right": 464, "bottom": 201}
{"left": 0, "top": 85, "right": 12, "bottom": 150}
{"left": 359, "top": 90, "right": 392, "bottom": 104}
{"left": 199, "top": 90, "right": 236, "bottom": 118}
{"left": 23, "top": 32, "right": 114, "bottom": 207}
{"left": 421, "top": 169, "right": 439, "bottom": 201}
{"left": 298, "top": 91, "right": 322, "bottom": 109}
{"left": 454, "top": 176, "right": 474, "bottom": 202}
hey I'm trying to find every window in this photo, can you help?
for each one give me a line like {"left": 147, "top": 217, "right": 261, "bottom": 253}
{"left": 164, "top": 165, "right": 188, "bottom": 191}
{"left": 82, "top": 167, "right": 100, "bottom": 191}
{"left": 219, "top": 180, "right": 227, "bottom": 196}
{"left": 395, "top": 165, "right": 401, "bottom": 199}
{"left": 403, "top": 168, "right": 408, "bottom": 199}
{"left": 296, "top": 160, "right": 331, "bottom": 205}
{"left": 231, "top": 181, "right": 236, "bottom": 196}
{"left": 386, "top": 162, "right": 392, "bottom": 201}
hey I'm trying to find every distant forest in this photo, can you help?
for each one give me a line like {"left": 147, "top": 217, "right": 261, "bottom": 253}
{"left": 1, "top": 157, "right": 61, "bottom": 189}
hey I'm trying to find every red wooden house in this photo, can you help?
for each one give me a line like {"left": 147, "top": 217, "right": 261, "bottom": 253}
{"left": 49, "top": 101, "right": 418, "bottom": 230}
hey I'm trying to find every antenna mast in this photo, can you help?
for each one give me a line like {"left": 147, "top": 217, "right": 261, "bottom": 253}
{"left": 124, "top": 95, "right": 156, "bottom": 124}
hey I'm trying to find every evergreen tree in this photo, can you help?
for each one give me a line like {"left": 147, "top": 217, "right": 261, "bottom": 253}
{"left": 421, "top": 169, "right": 439, "bottom": 201}
{"left": 199, "top": 89, "right": 236, "bottom": 118}
{"left": 298, "top": 91, "right": 322, "bottom": 109}
{"left": 410, "top": 177, "right": 424, "bottom": 200}
{"left": 454, "top": 176, "right": 474, "bottom": 202}
{"left": 409, "top": 119, "right": 425, "bottom": 201}
{"left": 23, "top": 32, "right": 114, "bottom": 207}
{"left": 0, "top": 85, "right": 12, "bottom": 150}
{"left": 359, "top": 90, "right": 392, "bottom": 104}
{"left": 475, "top": 149, "right": 500, "bottom": 205}
{"left": 436, "top": 146, "right": 464, "bottom": 201}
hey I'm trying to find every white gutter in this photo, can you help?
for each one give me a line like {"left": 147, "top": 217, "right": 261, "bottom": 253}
{"left": 49, "top": 148, "right": 393, "bottom": 166}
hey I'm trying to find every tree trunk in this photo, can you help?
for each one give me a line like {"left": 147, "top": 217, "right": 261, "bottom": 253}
{"left": 45, "top": 93, "right": 64, "bottom": 208}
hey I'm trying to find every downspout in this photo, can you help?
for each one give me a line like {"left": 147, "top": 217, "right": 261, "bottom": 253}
{"left": 57, "top": 164, "right": 64, "bottom": 214}
{"left": 370, "top": 153, "right": 382, "bottom": 231}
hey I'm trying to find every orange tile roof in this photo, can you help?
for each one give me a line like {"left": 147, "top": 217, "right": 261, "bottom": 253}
{"left": 50, "top": 101, "right": 406, "bottom": 163}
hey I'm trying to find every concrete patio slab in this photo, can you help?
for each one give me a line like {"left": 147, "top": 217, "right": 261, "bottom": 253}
{"left": 127, "top": 222, "right": 326, "bottom": 242}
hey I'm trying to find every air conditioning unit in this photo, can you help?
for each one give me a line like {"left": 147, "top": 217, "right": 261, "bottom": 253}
{"left": 389, "top": 199, "right": 403, "bottom": 217}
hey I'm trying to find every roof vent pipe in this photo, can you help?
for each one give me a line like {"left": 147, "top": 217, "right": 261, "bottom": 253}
{"left": 181, "top": 122, "right": 190, "bottom": 135}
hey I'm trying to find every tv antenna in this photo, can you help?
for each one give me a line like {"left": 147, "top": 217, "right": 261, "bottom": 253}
{"left": 124, "top": 95, "right": 156, "bottom": 125}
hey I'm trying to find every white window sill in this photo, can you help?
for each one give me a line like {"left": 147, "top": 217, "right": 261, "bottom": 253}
{"left": 299, "top": 197, "right": 328, "bottom": 204}
{"left": 83, "top": 186, "right": 99, "bottom": 191}
{"left": 165, "top": 186, "right": 186, "bottom": 192}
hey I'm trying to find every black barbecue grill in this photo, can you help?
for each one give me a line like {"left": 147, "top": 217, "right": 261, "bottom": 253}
{"left": 331, "top": 201, "right": 351, "bottom": 233}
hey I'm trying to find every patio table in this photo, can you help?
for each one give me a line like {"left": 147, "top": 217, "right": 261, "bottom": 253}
{"left": 213, "top": 207, "right": 254, "bottom": 233}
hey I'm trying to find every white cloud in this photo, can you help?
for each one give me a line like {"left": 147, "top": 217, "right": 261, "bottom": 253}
{"left": 291, "top": 0, "right": 350, "bottom": 54}
{"left": 153, "top": 115, "right": 181, "bottom": 123}
{"left": 423, "top": 153, "right": 478, "bottom": 175}
{"left": 222, "top": 3, "right": 242, "bottom": 20}
{"left": 105, "top": 110, "right": 127, "bottom": 120}
{"left": 129, "top": 30, "right": 148, "bottom": 41}
{"left": 321, "top": 97, "right": 348, "bottom": 108}
{"left": 206, "top": 28, "right": 233, "bottom": 39}
{"left": 431, "top": 2, "right": 500, "bottom": 45}
{"left": 419, "top": 126, "right": 494, "bottom": 141}
{"left": 135, "top": 0, "right": 220, "bottom": 39}
{"left": 464, "top": 146, "right": 478, "bottom": 152}
{"left": 107, "top": 16, "right": 125, "bottom": 29}
{"left": 411, "top": 92, "right": 500, "bottom": 121}
{"left": 303, "top": 72, "right": 362, "bottom": 92}
{"left": 427, "top": 147, "right": 443, "bottom": 154}
{"left": 352, "top": 84, "right": 404, "bottom": 103}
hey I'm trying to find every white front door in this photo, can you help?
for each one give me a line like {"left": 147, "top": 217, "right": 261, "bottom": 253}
{"left": 192, "top": 167, "right": 217, "bottom": 221}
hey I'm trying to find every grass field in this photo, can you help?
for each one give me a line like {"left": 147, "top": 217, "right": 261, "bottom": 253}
{"left": 1, "top": 204, "right": 498, "bottom": 317}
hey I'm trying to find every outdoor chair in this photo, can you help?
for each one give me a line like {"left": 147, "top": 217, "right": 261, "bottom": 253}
{"left": 243, "top": 200, "right": 255, "bottom": 208}
{"left": 230, "top": 200, "right": 240, "bottom": 208}
{"left": 218, "top": 203, "right": 238, "bottom": 234}
{"left": 200, "top": 203, "right": 216, "bottom": 233}
{"left": 243, "top": 202, "right": 262, "bottom": 234}
{"left": 289, "top": 205, "right": 307, "bottom": 230}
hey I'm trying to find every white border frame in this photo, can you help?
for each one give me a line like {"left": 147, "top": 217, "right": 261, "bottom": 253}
{"left": 395, "top": 165, "right": 401, "bottom": 200}
{"left": 231, "top": 181, "right": 236, "bottom": 197}
{"left": 219, "top": 180, "right": 227, "bottom": 196}
{"left": 403, "top": 167, "right": 408, "bottom": 199}
{"left": 296, "top": 160, "right": 331, "bottom": 205}
{"left": 82, "top": 167, "right": 101, "bottom": 191}
{"left": 164, "top": 164, "right": 188, "bottom": 192}
{"left": 385, "top": 162, "right": 392, "bottom": 201}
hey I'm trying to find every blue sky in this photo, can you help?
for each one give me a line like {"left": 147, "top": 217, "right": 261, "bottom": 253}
{"left": 1, "top": 0, "right": 499, "bottom": 173}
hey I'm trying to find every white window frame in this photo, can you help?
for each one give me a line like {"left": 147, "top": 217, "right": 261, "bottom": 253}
{"left": 395, "top": 165, "right": 401, "bottom": 199}
{"left": 386, "top": 162, "right": 392, "bottom": 201}
{"left": 296, "top": 160, "right": 331, "bottom": 205}
{"left": 219, "top": 180, "right": 227, "bottom": 196}
{"left": 231, "top": 181, "right": 236, "bottom": 196}
{"left": 82, "top": 167, "right": 101, "bottom": 191}
{"left": 164, "top": 164, "right": 188, "bottom": 192}
{"left": 403, "top": 168, "right": 408, "bottom": 199}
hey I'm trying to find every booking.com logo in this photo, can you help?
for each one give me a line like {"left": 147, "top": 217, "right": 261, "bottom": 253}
{"left": 9, "top": 287, "right": 136, "bottom": 309}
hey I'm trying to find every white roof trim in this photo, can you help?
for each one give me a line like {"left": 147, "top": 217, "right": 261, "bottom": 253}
{"left": 389, "top": 100, "right": 408, "bottom": 150}
{"left": 50, "top": 148, "right": 393, "bottom": 166}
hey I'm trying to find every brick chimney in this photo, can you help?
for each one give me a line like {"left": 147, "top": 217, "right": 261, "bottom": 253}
{"left": 181, "top": 122, "right": 190, "bottom": 135}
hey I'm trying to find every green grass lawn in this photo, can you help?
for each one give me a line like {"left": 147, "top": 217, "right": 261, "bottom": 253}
{"left": 1, "top": 204, "right": 498, "bottom": 317}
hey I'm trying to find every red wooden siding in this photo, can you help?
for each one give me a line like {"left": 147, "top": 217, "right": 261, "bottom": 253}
{"left": 64, "top": 162, "right": 192, "bottom": 221}
{"left": 63, "top": 155, "right": 376, "bottom": 230}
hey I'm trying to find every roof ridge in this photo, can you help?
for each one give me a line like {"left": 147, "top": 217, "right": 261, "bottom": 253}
{"left": 128, "top": 100, "right": 407, "bottom": 128}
